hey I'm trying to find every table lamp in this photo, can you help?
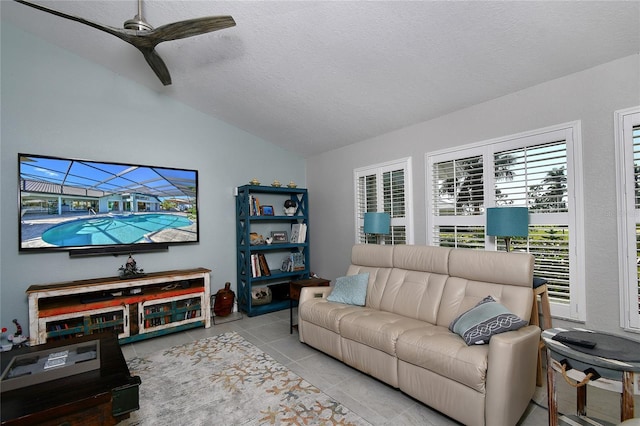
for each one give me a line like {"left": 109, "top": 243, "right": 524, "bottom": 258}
{"left": 364, "top": 212, "right": 390, "bottom": 244}
{"left": 486, "top": 207, "right": 528, "bottom": 252}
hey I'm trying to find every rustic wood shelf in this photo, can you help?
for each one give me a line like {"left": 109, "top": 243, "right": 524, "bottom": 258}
{"left": 27, "top": 268, "right": 211, "bottom": 345}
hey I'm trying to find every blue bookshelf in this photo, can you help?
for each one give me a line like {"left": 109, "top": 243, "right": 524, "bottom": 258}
{"left": 235, "top": 185, "right": 310, "bottom": 316}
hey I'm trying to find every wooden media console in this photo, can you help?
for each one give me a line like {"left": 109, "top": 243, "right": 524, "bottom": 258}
{"left": 27, "top": 268, "right": 211, "bottom": 345}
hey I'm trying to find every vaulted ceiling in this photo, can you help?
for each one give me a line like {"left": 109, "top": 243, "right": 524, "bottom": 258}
{"left": 3, "top": 1, "right": 639, "bottom": 157}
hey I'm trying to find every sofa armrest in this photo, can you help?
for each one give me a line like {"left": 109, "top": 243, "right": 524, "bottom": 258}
{"left": 299, "top": 286, "right": 332, "bottom": 304}
{"left": 485, "top": 325, "right": 540, "bottom": 426}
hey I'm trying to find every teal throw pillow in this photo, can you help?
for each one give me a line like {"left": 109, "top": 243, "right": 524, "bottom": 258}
{"left": 326, "top": 273, "right": 369, "bottom": 306}
{"left": 449, "top": 295, "right": 527, "bottom": 345}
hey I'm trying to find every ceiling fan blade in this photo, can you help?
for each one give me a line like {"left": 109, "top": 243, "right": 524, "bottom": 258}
{"left": 13, "top": 0, "right": 235, "bottom": 86}
{"left": 149, "top": 16, "right": 236, "bottom": 43}
{"left": 139, "top": 48, "right": 172, "bottom": 86}
{"left": 13, "top": 0, "right": 129, "bottom": 42}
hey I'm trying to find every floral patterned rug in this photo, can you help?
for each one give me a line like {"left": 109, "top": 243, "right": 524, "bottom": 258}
{"left": 121, "top": 332, "right": 370, "bottom": 425}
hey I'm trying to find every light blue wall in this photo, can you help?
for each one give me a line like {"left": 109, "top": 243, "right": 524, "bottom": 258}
{"left": 0, "top": 23, "right": 305, "bottom": 331}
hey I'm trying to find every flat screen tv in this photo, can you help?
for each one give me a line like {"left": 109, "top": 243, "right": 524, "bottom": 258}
{"left": 19, "top": 153, "right": 199, "bottom": 257}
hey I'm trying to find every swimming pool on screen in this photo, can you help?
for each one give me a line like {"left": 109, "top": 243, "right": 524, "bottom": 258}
{"left": 41, "top": 214, "right": 193, "bottom": 246}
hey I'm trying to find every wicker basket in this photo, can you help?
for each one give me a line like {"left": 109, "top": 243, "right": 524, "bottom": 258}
{"left": 251, "top": 287, "right": 272, "bottom": 306}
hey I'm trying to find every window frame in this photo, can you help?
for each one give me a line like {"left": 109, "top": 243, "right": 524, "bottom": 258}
{"left": 354, "top": 157, "right": 414, "bottom": 245}
{"left": 615, "top": 106, "right": 640, "bottom": 331}
{"left": 426, "top": 121, "right": 585, "bottom": 321}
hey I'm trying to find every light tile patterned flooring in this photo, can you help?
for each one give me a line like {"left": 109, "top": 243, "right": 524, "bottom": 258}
{"left": 120, "top": 310, "right": 637, "bottom": 425}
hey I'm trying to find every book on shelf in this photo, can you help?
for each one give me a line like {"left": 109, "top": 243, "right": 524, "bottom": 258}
{"left": 249, "top": 195, "right": 261, "bottom": 216}
{"left": 251, "top": 254, "right": 260, "bottom": 277}
{"left": 250, "top": 253, "right": 271, "bottom": 277}
{"left": 290, "top": 223, "right": 307, "bottom": 243}
{"left": 292, "top": 251, "right": 305, "bottom": 270}
{"left": 280, "top": 252, "right": 305, "bottom": 272}
{"left": 258, "top": 253, "right": 271, "bottom": 276}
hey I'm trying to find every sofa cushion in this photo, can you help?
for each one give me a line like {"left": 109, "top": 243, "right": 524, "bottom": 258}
{"left": 436, "top": 277, "right": 534, "bottom": 327}
{"left": 350, "top": 244, "right": 393, "bottom": 267}
{"left": 448, "top": 248, "right": 534, "bottom": 287}
{"left": 392, "top": 244, "right": 451, "bottom": 275}
{"left": 396, "top": 326, "right": 489, "bottom": 393}
{"left": 449, "top": 296, "right": 527, "bottom": 345}
{"left": 378, "top": 269, "right": 448, "bottom": 324}
{"left": 299, "top": 298, "right": 371, "bottom": 333}
{"left": 327, "top": 273, "right": 369, "bottom": 305}
{"left": 340, "top": 310, "right": 428, "bottom": 355}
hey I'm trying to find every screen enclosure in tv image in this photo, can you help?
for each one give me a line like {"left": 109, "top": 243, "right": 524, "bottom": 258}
{"left": 18, "top": 153, "right": 199, "bottom": 256}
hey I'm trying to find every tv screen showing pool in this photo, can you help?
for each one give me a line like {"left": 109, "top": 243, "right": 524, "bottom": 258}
{"left": 18, "top": 153, "right": 199, "bottom": 254}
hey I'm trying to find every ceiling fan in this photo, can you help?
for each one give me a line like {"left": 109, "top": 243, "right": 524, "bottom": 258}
{"left": 14, "top": 0, "right": 236, "bottom": 86}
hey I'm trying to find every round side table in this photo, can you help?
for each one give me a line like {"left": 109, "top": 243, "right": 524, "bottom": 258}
{"left": 542, "top": 328, "right": 640, "bottom": 425}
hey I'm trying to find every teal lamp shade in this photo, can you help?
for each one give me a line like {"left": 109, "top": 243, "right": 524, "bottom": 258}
{"left": 364, "top": 212, "right": 390, "bottom": 243}
{"left": 486, "top": 207, "right": 528, "bottom": 251}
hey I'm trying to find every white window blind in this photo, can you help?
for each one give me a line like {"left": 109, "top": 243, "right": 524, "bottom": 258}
{"left": 493, "top": 141, "right": 571, "bottom": 305}
{"left": 615, "top": 107, "right": 640, "bottom": 330}
{"left": 355, "top": 158, "right": 412, "bottom": 245}
{"left": 494, "top": 142, "right": 568, "bottom": 212}
{"left": 433, "top": 155, "right": 484, "bottom": 216}
{"left": 427, "top": 122, "right": 584, "bottom": 320}
{"left": 430, "top": 151, "right": 486, "bottom": 248}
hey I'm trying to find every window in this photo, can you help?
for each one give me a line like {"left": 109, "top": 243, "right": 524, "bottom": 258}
{"left": 615, "top": 106, "right": 640, "bottom": 331}
{"left": 430, "top": 149, "right": 486, "bottom": 249}
{"left": 354, "top": 157, "right": 413, "bottom": 244}
{"left": 427, "top": 122, "right": 585, "bottom": 321}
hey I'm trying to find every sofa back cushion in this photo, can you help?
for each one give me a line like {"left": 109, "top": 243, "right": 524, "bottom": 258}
{"left": 378, "top": 269, "right": 449, "bottom": 323}
{"left": 351, "top": 244, "right": 394, "bottom": 267}
{"left": 348, "top": 245, "right": 394, "bottom": 309}
{"left": 436, "top": 249, "right": 534, "bottom": 327}
{"left": 347, "top": 245, "right": 534, "bottom": 326}
{"left": 375, "top": 245, "right": 452, "bottom": 322}
{"left": 393, "top": 245, "right": 451, "bottom": 275}
{"left": 448, "top": 248, "right": 533, "bottom": 287}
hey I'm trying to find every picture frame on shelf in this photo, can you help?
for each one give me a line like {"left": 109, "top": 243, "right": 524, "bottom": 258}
{"left": 259, "top": 205, "right": 274, "bottom": 216}
{"left": 270, "top": 231, "right": 288, "bottom": 243}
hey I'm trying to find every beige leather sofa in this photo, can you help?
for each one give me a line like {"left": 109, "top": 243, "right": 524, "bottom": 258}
{"left": 298, "top": 244, "right": 540, "bottom": 426}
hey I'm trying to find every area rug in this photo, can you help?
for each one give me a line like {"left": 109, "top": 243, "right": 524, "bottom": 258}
{"left": 121, "top": 332, "right": 371, "bottom": 425}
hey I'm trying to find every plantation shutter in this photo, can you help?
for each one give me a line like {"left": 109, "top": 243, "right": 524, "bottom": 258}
{"left": 383, "top": 168, "right": 407, "bottom": 244}
{"left": 494, "top": 141, "right": 570, "bottom": 305}
{"left": 356, "top": 172, "right": 378, "bottom": 244}
{"left": 355, "top": 158, "right": 411, "bottom": 245}
{"left": 632, "top": 123, "right": 640, "bottom": 322}
{"left": 616, "top": 108, "right": 640, "bottom": 330}
{"left": 430, "top": 153, "right": 486, "bottom": 249}
{"left": 427, "top": 122, "right": 583, "bottom": 320}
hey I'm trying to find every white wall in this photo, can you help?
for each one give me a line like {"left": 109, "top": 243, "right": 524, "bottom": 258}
{"left": 0, "top": 23, "right": 305, "bottom": 330}
{"left": 307, "top": 54, "right": 640, "bottom": 337}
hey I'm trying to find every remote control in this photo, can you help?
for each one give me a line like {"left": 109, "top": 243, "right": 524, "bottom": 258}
{"left": 44, "top": 357, "right": 67, "bottom": 369}
{"left": 48, "top": 350, "right": 69, "bottom": 360}
{"left": 552, "top": 334, "right": 597, "bottom": 349}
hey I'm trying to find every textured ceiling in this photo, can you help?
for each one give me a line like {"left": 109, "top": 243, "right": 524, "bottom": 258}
{"left": 3, "top": 1, "right": 639, "bottom": 157}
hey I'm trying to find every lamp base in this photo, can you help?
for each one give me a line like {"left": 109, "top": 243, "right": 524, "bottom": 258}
{"left": 504, "top": 237, "right": 512, "bottom": 252}
{"left": 365, "top": 234, "right": 386, "bottom": 245}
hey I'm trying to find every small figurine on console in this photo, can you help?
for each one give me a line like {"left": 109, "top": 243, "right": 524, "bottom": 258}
{"left": 119, "top": 254, "right": 145, "bottom": 278}
{"left": 7, "top": 319, "right": 27, "bottom": 348}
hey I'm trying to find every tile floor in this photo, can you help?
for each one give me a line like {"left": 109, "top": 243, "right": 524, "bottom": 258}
{"left": 120, "top": 310, "right": 636, "bottom": 425}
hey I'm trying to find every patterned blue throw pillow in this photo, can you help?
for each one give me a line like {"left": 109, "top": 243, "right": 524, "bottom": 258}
{"left": 449, "top": 295, "right": 527, "bottom": 345}
{"left": 326, "top": 273, "right": 369, "bottom": 306}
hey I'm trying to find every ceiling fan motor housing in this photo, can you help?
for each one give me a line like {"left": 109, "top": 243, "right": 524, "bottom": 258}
{"left": 124, "top": 15, "right": 153, "bottom": 31}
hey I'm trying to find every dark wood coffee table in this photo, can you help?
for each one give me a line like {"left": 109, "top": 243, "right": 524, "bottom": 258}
{"left": 1, "top": 332, "right": 140, "bottom": 425}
